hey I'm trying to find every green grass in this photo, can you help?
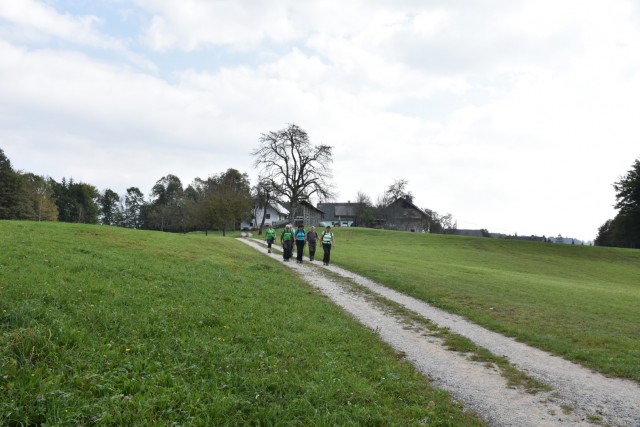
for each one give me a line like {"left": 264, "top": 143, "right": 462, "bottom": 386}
{"left": 0, "top": 221, "right": 483, "bottom": 426}
{"left": 334, "top": 228, "right": 640, "bottom": 381}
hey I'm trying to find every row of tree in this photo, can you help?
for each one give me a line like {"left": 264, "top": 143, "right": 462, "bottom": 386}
{"left": 595, "top": 158, "right": 640, "bottom": 248}
{"left": 1, "top": 147, "right": 253, "bottom": 234}
{"left": 5, "top": 133, "right": 638, "bottom": 247}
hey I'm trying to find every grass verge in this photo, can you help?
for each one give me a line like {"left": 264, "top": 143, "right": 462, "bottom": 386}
{"left": 0, "top": 221, "right": 484, "bottom": 426}
{"left": 332, "top": 228, "right": 640, "bottom": 381}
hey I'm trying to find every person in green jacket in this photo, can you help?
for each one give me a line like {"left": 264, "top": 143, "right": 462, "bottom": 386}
{"left": 280, "top": 224, "right": 294, "bottom": 262}
{"left": 321, "top": 225, "right": 336, "bottom": 266}
{"left": 265, "top": 224, "right": 276, "bottom": 253}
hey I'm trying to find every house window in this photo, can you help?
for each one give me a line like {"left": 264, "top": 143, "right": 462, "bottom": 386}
{"left": 266, "top": 214, "right": 271, "bottom": 219}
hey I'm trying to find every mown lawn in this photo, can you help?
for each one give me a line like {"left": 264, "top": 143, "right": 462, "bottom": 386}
{"left": 333, "top": 227, "right": 640, "bottom": 382}
{"left": 0, "top": 221, "right": 483, "bottom": 426}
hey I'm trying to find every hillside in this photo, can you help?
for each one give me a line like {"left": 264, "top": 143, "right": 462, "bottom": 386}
{"left": 0, "top": 221, "right": 482, "bottom": 426}
{"left": 335, "top": 227, "right": 640, "bottom": 381}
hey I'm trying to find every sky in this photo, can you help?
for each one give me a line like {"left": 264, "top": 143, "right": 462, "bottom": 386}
{"left": 1, "top": 0, "right": 639, "bottom": 241}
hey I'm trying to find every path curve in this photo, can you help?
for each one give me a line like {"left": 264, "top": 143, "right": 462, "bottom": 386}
{"left": 238, "top": 237, "right": 640, "bottom": 427}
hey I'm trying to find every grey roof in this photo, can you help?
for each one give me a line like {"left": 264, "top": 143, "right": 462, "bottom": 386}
{"left": 335, "top": 205, "right": 356, "bottom": 216}
{"left": 270, "top": 202, "right": 289, "bottom": 215}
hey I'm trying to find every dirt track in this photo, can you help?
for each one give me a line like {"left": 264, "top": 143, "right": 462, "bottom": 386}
{"left": 238, "top": 237, "right": 640, "bottom": 427}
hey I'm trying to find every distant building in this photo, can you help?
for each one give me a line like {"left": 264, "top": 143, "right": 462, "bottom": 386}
{"left": 380, "top": 197, "right": 428, "bottom": 232}
{"left": 316, "top": 202, "right": 357, "bottom": 226}
{"left": 241, "top": 202, "right": 289, "bottom": 230}
{"left": 292, "top": 201, "right": 325, "bottom": 227}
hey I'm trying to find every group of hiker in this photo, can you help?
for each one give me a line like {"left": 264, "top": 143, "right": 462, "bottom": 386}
{"left": 265, "top": 223, "right": 335, "bottom": 266}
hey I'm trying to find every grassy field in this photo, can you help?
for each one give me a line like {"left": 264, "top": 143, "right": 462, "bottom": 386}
{"left": 0, "top": 221, "right": 483, "bottom": 426}
{"left": 334, "top": 227, "right": 640, "bottom": 382}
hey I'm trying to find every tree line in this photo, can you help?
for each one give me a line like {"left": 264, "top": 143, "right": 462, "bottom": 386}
{"left": 0, "top": 147, "right": 252, "bottom": 235}
{"left": 4, "top": 136, "right": 637, "bottom": 247}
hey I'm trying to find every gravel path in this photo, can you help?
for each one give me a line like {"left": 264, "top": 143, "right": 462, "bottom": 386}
{"left": 239, "top": 238, "right": 640, "bottom": 427}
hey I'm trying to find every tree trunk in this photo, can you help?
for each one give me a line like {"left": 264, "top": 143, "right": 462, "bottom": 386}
{"left": 259, "top": 203, "right": 268, "bottom": 234}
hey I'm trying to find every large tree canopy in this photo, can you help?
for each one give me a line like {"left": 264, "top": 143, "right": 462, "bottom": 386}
{"left": 192, "top": 169, "right": 252, "bottom": 236}
{"left": 99, "top": 188, "right": 123, "bottom": 226}
{"left": 252, "top": 124, "right": 334, "bottom": 220}
{"left": 52, "top": 178, "right": 99, "bottom": 224}
{"left": 147, "top": 174, "right": 185, "bottom": 232}
{"left": 123, "top": 187, "right": 145, "bottom": 229}
{"left": 596, "top": 158, "right": 640, "bottom": 248}
{"left": 0, "top": 148, "right": 31, "bottom": 219}
{"left": 613, "top": 158, "right": 640, "bottom": 214}
{"left": 21, "top": 173, "right": 58, "bottom": 221}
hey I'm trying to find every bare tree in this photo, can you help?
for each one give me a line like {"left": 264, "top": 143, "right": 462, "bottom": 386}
{"left": 385, "top": 178, "right": 413, "bottom": 204}
{"left": 252, "top": 124, "right": 334, "bottom": 220}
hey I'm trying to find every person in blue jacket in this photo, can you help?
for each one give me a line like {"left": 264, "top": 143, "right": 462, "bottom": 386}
{"left": 294, "top": 224, "right": 306, "bottom": 264}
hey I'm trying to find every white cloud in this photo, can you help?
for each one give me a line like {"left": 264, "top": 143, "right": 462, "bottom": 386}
{"left": 137, "top": 0, "right": 299, "bottom": 51}
{"left": 0, "top": 0, "right": 156, "bottom": 70}
{"left": 2, "top": 0, "right": 640, "bottom": 240}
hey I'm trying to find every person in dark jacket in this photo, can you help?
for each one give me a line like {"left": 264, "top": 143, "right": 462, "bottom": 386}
{"left": 306, "top": 226, "right": 318, "bottom": 261}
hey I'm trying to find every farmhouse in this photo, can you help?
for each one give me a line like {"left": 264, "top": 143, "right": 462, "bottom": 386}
{"left": 292, "top": 201, "right": 325, "bottom": 227}
{"left": 316, "top": 202, "right": 357, "bottom": 226}
{"left": 242, "top": 202, "right": 289, "bottom": 230}
{"left": 380, "top": 197, "right": 428, "bottom": 231}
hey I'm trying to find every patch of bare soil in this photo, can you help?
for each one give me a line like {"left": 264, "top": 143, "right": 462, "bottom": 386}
{"left": 239, "top": 238, "right": 640, "bottom": 427}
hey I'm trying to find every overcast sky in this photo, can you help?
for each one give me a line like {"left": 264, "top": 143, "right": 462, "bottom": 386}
{"left": 2, "top": 1, "right": 639, "bottom": 241}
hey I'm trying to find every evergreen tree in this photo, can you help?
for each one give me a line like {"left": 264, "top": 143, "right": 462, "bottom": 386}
{"left": 0, "top": 148, "right": 34, "bottom": 219}
{"left": 596, "top": 158, "right": 640, "bottom": 248}
{"left": 147, "top": 174, "right": 185, "bottom": 232}
{"left": 123, "top": 187, "right": 145, "bottom": 229}
{"left": 52, "top": 178, "right": 99, "bottom": 224}
{"left": 99, "top": 188, "right": 122, "bottom": 225}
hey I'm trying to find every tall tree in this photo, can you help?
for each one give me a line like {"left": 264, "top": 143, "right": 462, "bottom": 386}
{"left": 252, "top": 124, "right": 334, "bottom": 221}
{"left": 148, "top": 174, "right": 185, "bottom": 232}
{"left": 197, "top": 169, "right": 252, "bottom": 236}
{"left": 123, "top": 187, "right": 145, "bottom": 229}
{"left": 354, "top": 191, "right": 374, "bottom": 227}
{"left": 20, "top": 173, "right": 58, "bottom": 221}
{"left": 0, "top": 148, "right": 32, "bottom": 219}
{"left": 99, "top": 189, "right": 122, "bottom": 226}
{"left": 613, "top": 158, "right": 640, "bottom": 214}
{"left": 52, "top": 178, "right": 99, "bottom": 224}
{"left": 384, "top": 178, "right": 413, "bottom": 204}
{"left": 596, "top": 158, "right": 640, "bottom": 248}
{"left": 423, "top": 208, "right": 443, "bottom": 233}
